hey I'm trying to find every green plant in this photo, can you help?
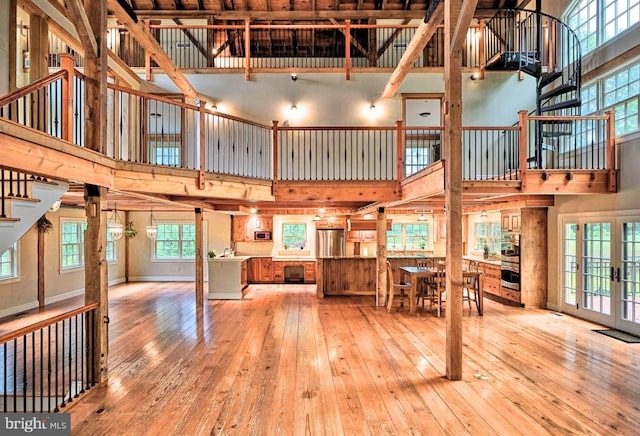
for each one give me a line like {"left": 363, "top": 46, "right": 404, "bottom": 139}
{"left": 125, "top": 221, "right": 137, "bottom": 238}
{"left": 37, "top": 215, "right": 53, "bottom": 233}
{"left": 208, "top": 250, "right": 217, "bottom": 259}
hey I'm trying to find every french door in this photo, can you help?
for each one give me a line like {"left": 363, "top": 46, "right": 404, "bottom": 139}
{"left": 562, "top": 215, "right": 640, "bottom": 335}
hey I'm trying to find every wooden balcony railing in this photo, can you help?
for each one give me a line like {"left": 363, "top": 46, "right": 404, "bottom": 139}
{"left": 0, "top": 63, "right": 616, "bottom": 190}
{"left": 0, "top": 303, "right": 99, "bottom": 412}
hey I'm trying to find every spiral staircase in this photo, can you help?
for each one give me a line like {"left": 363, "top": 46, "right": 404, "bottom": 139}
{"left": 484, "top": 9, "right": 582, "bottom": 169}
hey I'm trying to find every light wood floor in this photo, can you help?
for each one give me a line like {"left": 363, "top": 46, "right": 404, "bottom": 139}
{"left": 14, "top": 282, "right": 640, "bottom": 435}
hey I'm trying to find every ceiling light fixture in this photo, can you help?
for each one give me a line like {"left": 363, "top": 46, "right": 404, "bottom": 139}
{"left": 419, "top": 111, "right": 431, "bottom": 117}
{"left": 107, "top": 205, "right": 123, "bottom": 241}
{"left": 291, "top": 73, "right": 298, "bottom": 81}
{"left": 290, "top": 104, "right": 298, "bottom": 112}
{"left": 480, "top": 205, "right": 488, "bottom": 218}
{"left": 146, "top": 209, "right": 158, "bottom": 239}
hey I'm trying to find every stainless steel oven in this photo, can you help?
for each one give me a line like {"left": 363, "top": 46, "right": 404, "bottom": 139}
{"left": 501, "top": 232, "right": 520, "bottom": 292}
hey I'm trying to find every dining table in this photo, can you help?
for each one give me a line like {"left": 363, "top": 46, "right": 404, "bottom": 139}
{"left": 398, "top": 266, "right": 484, "bottom": 315}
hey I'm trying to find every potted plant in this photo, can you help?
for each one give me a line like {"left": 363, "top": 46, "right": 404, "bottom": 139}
{"left": 207, "top": 250, "right": 217, "bottom": 259}
{"left": 125, "top": 221, "right": 137, "bottom": 238}
{"left": 483, "top": 245, "right": 489, "bottom": 259}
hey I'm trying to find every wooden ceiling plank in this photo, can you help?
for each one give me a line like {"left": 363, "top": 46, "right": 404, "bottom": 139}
{"left": 106, "top": 0, "right": 198, "bottom": 98}
{"left": 64, "top": 0, "right": 99, "bottom": 57}
{"left": 381, "top": 0, "right": 444, "bottom": 99}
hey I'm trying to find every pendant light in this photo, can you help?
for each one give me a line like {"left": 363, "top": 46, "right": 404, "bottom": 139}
{"left": 107, "top": 204, "right": 123, "bottom": 241}
{"left": 146, "top": 209, "right": 158, "bottom": 239}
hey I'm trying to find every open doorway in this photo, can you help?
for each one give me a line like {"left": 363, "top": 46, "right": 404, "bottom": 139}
{"left": 401, "top": 94, "right": 444, "bottom": 175}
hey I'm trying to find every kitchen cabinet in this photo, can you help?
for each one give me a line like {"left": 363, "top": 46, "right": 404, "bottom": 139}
{"left": 232, "top": 216, "right": 248, "bottom": 242}
{"left": 316, "top": 216, "right": 346, "bottom": 230}
{"left": 303, "top": 262, "right": 316, "bottom": 283}
{"left": 207, "top": 257, "right": 249, "bottom": 299}
{"left": 248, "top": 257, "right": 273, "bottom": 283}
{"left": 477, "top": 261, "right": 501, "bottom": 298}
{"left": 273, "top": 261, "right": 284, "bottom": 283}
{"left": 346, "top": 230, "right": 376, "bottom": 242}
{"left": 501, "top": 210, "right": 520, "bottom": 232}
{"left": 270, "top": 260, "right": 315, "bottom": 284}
{"left": 232, "top": 215, "right": 273, "bottom": 242}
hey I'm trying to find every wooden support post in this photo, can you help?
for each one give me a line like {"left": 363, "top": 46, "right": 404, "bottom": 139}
{"left": 272, "top": 120, "right": 279, "bottom": 195}
{"left": 478, "top": 20, "right": 486, "bottom": 80}
{"left": 59, "top": 53, "right": 75, "bottom": 142}
{"left": 198, "top": 103, "right": 206, "bottom": 189}
{"left": 606, "top": 110, "right": 617, "bottom": 192}
{"left": 395, "top": 120, "right": 404, "bottom": 189}
{"left": 8, "top": 0, "right": 17, "bottom": 92}
{"left": 244, "top": 20, "right": 251, "bottom": 81}
{"left": 519, "top": 110, "right": 528, "bottom": 191}
{"left": 444, "top": 0, "right": 464, "bottom": 381}
{"left": 37, "top": 221, "right": 45, "bottom": 308}
{"left": 376, "top": 207, "right": 387, "bottom": 307}
{"left": 30, "top": 12, "right": 48, "bottom": 131}
{"left": 124, "top": 211, "right": 130, "bottom": 283}
{"left": 84, "top": 185, "right": 109, "bottom": 383}
{"left": 345, "top": 20, "right": 351, "bottom": 81}
{"left": 145, "top": 21, "right": 152, "bottom": 81}
{"left": 195, "top": 208, "right": 204, "bottom": 307}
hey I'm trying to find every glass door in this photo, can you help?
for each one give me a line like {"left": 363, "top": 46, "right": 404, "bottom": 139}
{"left": 562, "top": 216, "right": 640, "bottom": 335}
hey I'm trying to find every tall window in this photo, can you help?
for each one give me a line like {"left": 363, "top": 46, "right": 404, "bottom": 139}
{"left": 282, "top": 223, "right": 307, "bottom": 249}
{"left": 474, "top": 222, "right": 501, "bottom": 256}
{"left": 564, "top": 0, "right": 640, "bottom": 55}
{"left": 61, "top": 220, "right": 86, "bottom": 269}
{"left": 154, "top": 223, "right": 196, "bottom": 259}
{"left": 0, "top": 243, "right": 18, "bottom": 280}
{"left": 387, "top": 223, "right": 430, "bottom": 251}
{"left": 106, "top": 231, "right": 118, "bottom": 263}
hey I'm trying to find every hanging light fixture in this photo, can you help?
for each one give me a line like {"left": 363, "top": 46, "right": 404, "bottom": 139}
{"left": 417, "top": 213, "right": 427, "bottom": 221}
{"left": 480, "top": 205, "right": 488, "bottom": 219}
{"left": 146, "top": 209, "right": 158, "bottom": 239}
{"left": 107, "top": 205, "right": 123, "bottom": 241}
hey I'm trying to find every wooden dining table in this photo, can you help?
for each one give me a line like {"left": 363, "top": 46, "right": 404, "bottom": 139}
{"left": 398, "top": 266, "right": 484, "bottom": 315}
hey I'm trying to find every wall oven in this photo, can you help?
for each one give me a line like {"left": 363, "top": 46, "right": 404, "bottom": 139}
{"left": 501, "top": 232, "right": 520, "bottom": 292}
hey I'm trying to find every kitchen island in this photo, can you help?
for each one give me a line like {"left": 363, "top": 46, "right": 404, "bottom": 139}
{"left": 207, "top": 256, "right": 250, "bottom": 299}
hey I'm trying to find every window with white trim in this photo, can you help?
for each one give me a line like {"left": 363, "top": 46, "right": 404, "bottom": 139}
{"left": 0, "top": 243, "right": 18, "bottom": 280}
{"left": 282, "top": 223, "right": 307, "bottom": 250}
{"left": 387, "top": 223, "right": 430, "bottom": 251}
{"left": 564, "top": 0, "right": 640, "bottom": 55}
{"left": 473, "top": 222, "right": 501, "bottom": 257}
{"left": 153, "top": 223, "right": 196, "bottom": 259}
{"left": 106, "top": 230, "right": 118, "bottom": 263}
{"left": 61, "top": 220, "right": 86, "bottom": 269}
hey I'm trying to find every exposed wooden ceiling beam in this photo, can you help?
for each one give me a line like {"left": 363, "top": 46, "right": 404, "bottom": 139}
{"left": 380, "top": 1, "right": 444, "bottom": 99}
{"left": 63, "top": 0, "right": 99, "bottom": 57}
{"left": 106, "top": 0, "right": 198, "bottom": 99}
{"left": 450, "top": 0, "right": 479, "bottom": 55}
{"left": 125, "top": 10, "right": 428, "bottom": 20}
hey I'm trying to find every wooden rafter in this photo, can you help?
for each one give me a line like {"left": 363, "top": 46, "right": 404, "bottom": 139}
{"left": 106, "top": 0, "right": 198, "bottom": 98}
{"left": 329, "top": 18, "right": 369, "bottom": 58}
{"left": 380, "top": 0, "right": 444, "bottom": 99}
{"left": 64, "top": 0, "right": 99, "bottom": 57}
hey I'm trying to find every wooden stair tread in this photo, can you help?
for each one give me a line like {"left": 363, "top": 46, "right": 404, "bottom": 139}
{"left": 2, "top": 195, "right": 40, "bottom": 203}
{"left": 0, "top": 217, "right": 21, "bottom": 222}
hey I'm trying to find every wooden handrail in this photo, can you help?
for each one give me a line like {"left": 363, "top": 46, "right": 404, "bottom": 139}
{"left": 278, "top": 125, "right": 397, "bottom": 132}
{"left": 0, "top": 302, "right": 100, "bottom": 345}
{"left": 0, "top": 70, "right": 66, "bottom": 107}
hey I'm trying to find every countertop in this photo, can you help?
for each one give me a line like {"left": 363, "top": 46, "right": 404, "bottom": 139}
{"left": 209, "top": 256, "right": 250, "bottom": 262}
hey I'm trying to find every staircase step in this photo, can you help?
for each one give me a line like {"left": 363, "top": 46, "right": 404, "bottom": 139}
{"left": 539, "top": 83, "right": 577, "bottom": 101}
{"left": 542, "top": 131, "right": 572, "bottom": 138}
{"left": 539, "top": 98, "right": 581, "bottom": 113}
{"left": 539, "top": 71, "right": 563, "bottom": 88}
{"left": 0, "top": 217, "right": 20, "bottom": 223}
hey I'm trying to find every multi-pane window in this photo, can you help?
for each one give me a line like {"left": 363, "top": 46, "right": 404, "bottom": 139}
{"left": 61, "top": 221, "right": 86, "bottom": 269}
{"left": 0, "top": 243, "right": 18, "bottom": 280}
{"left": 151, "top": 142, "right": 181, "bottom": 167}
{"left": 387, "top": 223, "right": 430, "bottom": 251}
{"left": 474, "top": 222, "right": 501, "bottom": 256}
{"left": 106, "top": 231, "right": 118, "bottom": 263}
{"left": 282, "top": 223, "right": 307, "bottom": 249}
{"left": 565, "top": 0, "right": 640, "bottom": 55}
{"left": 154, "top": 223, "right": 196, "bottom": 259}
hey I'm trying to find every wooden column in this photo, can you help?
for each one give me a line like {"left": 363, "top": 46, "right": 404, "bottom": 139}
{"left": 8, "top": 0, "right": 17, "bottom": 92}
{"left": 195, "top": 208, "right": 204, "bottom": 307}
{"left": 519, "top": 110, "right": 528, "bottom": 191}
{"left": 37, "top": 222, "right": 45, "bottom": 308}
{"left": 84, "top": 0, "right": 109, "bottom": 383}
{"left": 124, "top": 211, "right": 130, "bottom": 283}
{"left": 29, "top": 12, "right": 48, "bottom": 131}
{"left": 444, "top": 0, "right": 464, "bottom": 381}
{"left": 84, "top": 185, "right": 109, "bottom": 383}
{"left": 59, "top": 54, "right": 75, "bottom": 142}
{"left": 376, "top": 207, "right": 387, "bottom": 307}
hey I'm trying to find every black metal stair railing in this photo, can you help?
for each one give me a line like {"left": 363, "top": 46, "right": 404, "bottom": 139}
{"left": 0, "top": 169, "right": 44, "bottom": 219}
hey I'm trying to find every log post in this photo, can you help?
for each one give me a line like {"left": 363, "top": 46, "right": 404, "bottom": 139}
{"left": 272, "top": 120, "right": 279, "bottom": 195}
{"left": 376, "top": 207, "right": 387, "bottom": 307}
{"left": 195, "top": 208, "right": 204, "bottom": 307}
{"left": 519, "top": 110, "right": 528, "bottom": 191}
{"left": 345, "top": 20, "right": 351, "bottom": 80}
{"left": 606, "top": 110, "right": 617, "bottom": 192}
{"left": 59, "top": 53, "right": 75, "bottom": 142}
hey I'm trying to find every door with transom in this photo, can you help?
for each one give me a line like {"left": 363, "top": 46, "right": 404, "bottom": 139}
{"left": 562, "top": 215, "right": 640, "bottom": 335}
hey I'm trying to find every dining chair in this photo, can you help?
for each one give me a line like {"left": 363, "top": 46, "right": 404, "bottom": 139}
{"left": 418, "top": 267, "right": 446, "bottom": 316}
{"left": 462, "top": 260, "right": 479, "bottom": 311}
{"left": 386, "top": 261, "right": 412, "bottom": 313}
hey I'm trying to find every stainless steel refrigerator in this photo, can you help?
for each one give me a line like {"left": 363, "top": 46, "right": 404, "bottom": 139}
{"left": 316, "top": 229, "right": 345, "bottom": 258}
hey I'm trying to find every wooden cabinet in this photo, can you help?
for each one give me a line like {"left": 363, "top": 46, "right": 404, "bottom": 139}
{"left": 303, "top": 262, "right": 316, "bottom": 283}
{"left": 248, "top": 257, "right": 273, "bottom": 283}
{"left": 273, "top": 261, "right": 284, "bottom": 283}
{"left": 316, "top": 216, "right": 346, "bottom": 229}
{"left": 346, "top": 230, "right": 376, "bottom": 242}
{"left": 232, "top": 215, "right": 273, "bottom": 242}
{"left": 477, "top": 261, "right": 501, "bottom": 297}
{"left": 501, "top": 210, "right": 520, "bottom": 232}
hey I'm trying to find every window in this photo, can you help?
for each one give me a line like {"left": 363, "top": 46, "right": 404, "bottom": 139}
{"left": 153, "top": 223, "right": 196, "bottom": 259}
{"left": 0, "top": 243, "right": 18, "bottom": 280}
{"left": 61, "top": 220, "right": 86, "bottom": 269}
{"left": 564, "top": 0, "right": 640, "bottom": 55}
{"left": 106, "top": 230, "right": 118, "bottom": 263}
{"left": 282, "top": 223, "right": 307, "bottom": 249}
{"left": 474, "top": 222, "right": 501, "bottom": 256}
{"left": 387, "top": 223, "right": 430, "bottom": 251}
{"left": 150, "top": 141, "right": 181, "bottom": 167}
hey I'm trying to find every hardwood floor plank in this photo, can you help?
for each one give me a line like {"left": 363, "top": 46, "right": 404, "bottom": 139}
{"left": 9, "top": 282, "right": 633, "bottom": 435}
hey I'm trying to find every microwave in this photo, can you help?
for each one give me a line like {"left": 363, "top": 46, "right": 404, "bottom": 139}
{"left": 254, "top": 231, "right": 272, "bottom": 241}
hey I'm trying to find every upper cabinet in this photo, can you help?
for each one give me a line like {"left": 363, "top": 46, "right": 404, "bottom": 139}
{"left": 501, "top": 210, "right": 520, "bottom": 232}
{"left": 316, "top": 216, "right": 346, "bottom": 230}
{"left": 233, "top": 215, "right": 273, "bottom": 242}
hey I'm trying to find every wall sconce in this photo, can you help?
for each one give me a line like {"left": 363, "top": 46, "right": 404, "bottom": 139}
{"left": 369, "top": 104, "right": 377, "bottom": 112}
{"left": 107, "top": 205, "right": 123, "bottom": 241}
{"left": 146, "top": 209, "right": 158, "bottom": 239}
{"left": 291, "top": 73, "right": 298, "bottom": 81}
{"left": 290, "top": 104, "right": 298, "bottom": 112}
{"left": 49, "top": 199, "right": 62, "bottom": 212}
{"left": 470, "top": 71, "right": 481, "bottom": 80}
